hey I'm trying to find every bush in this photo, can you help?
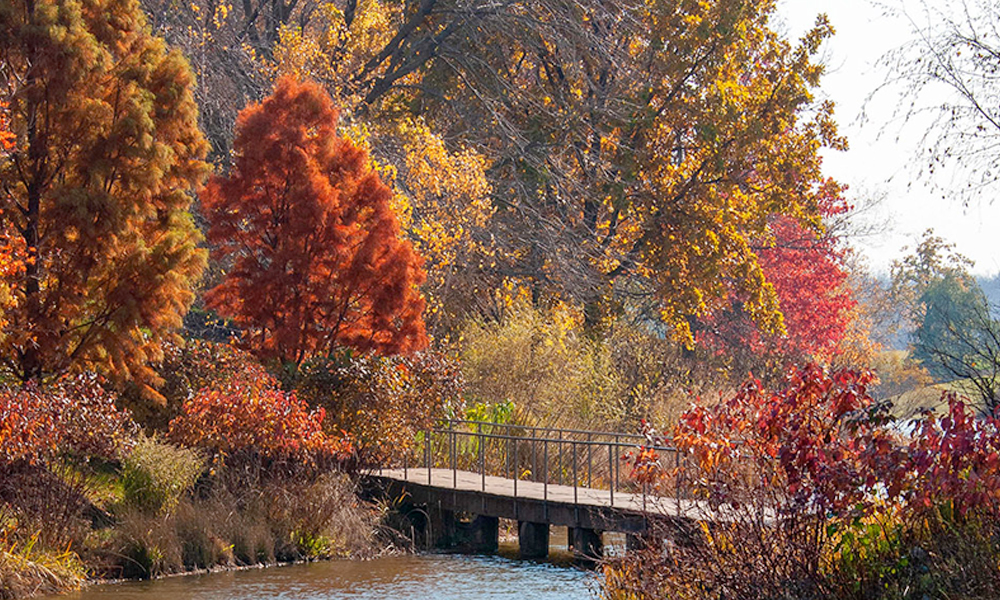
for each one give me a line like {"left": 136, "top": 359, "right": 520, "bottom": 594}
{"left": 295, "top": 350, "right": 462, "bottom": 464}
{"left": 460, "top": 296, "right": 726, "bottom": 431}
{"left": 605, "top": 364, "right": 1000, "bottom": 600}
{"left": 120, "top": 340, "right": 272, "bottom": 432}
{"left": 460, "top": 298, "right": 621, "bottom": 427}
{"left": 120, "top": 435, "right": 204, "bottom": 514}
{"left": 104, "top": 469, "right": 379, "bottom": 579}
{"left": 0, "top": 375, "right": 135, "bottom": 555}
{"left": 0, "top": 374, "right": 134, "bottom": 466}
{"left": 167, "top": 371, "right": 351, "bottom": 466}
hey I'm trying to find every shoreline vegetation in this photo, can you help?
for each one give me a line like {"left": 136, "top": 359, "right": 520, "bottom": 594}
{"left": 0, "top": 450, "right": 400, "bottom": 600}
{"left": 0, "top": 340, "right": 448, "bottom": 600}
{"left": 0, "top": 448, "right": 396, "bottom": 600}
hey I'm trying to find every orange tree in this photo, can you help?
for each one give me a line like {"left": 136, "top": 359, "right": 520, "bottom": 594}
{"left": 203, "top": 76, "right": 428, "bottom": 367}
{"left": 0, "top": 99, "right": 23, "bottom": 329}
{"left": 0, "top": 0, "right": 209, "bottom": 395}
{"left": 0, "top": 99, "right": 12, "bottom": 151}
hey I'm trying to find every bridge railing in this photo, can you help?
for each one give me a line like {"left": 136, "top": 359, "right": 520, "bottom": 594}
{"left": 397, "top": 419, "right": 689, "bottom": 509}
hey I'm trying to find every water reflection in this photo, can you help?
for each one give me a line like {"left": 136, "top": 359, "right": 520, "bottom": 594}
{"left": 54, "top": 552, "right": 597, "bottom": 600}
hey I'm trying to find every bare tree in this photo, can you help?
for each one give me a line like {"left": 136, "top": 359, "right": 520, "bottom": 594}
{"left": 876, "top": 0, "right": 1000, "bottom": 203}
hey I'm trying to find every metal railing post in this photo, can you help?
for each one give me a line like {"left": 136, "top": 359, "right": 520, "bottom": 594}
{"left": 675, "top": 448, "right": 681, "bottom": 517}
{"left": 513, "top": 437, "right": 518, "bottom": 498}
{"left": 505, "top": 430, "right": 509, "bottom": 480}
{"left": 614, "top": 435, "right": 620, "bottom": 493}
{"left": 451, "top": 429, "right": 457, "bottom": 489}
{"left": 426, "top": 430, "right": 432, "bottom": 485}
{"left": 557, "top": 430, "right": 563, "bottom": 486}
{"left": 532, "top": 436, "right": 537, "bottom": 483}
{"left": 477, "top": 423, "right": 485, "bottom": 491}
{"left": 587, "top": 432, "right": 592, "bottom": 488}
{"left": 572, "top": 440, "right": 578, "bottom": 504}
{"left": 609, "top": 441, "right": 614, "bottom": 507}
{"left": 543, "top": 439, "right": 549, "bottom": 501}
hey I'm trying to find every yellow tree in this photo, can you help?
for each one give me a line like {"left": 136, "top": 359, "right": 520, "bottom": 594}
{"left": 0, "top": 0, "right": 209, "bottom": 393}
{"left": 144, "top": 0, "right": 844, "bottom": 345}
{"left": 268, "top": 0, "right": 843, "bottom": 344}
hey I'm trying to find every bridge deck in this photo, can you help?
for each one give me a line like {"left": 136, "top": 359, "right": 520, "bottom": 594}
{"left": 377, "top": 467, "right": 716, "bottom": 522}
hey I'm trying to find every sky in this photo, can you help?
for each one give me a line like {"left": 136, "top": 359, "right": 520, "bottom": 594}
{"left": 776, "top": 0, "right": 1000, "bottom": 276}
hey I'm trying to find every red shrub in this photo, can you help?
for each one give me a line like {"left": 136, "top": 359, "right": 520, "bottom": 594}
{"left": 614, "top": 365, "right": 1000, "bottom": 600}
{"left": 895, "top": 395, "right": 1000, "bottom": 518}
{"left": 0, "top": 373, "right": 134, "bottom": 465}
{"left": 168, "top": 377, "right": 352, "bottom": 464}
{"left": 660, "top": 364, "right": 890, "bottom": 516}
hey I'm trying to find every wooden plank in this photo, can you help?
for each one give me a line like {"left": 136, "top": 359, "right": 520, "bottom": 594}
{"left": 377, "top": 468, "right": 719, "bottom": 523}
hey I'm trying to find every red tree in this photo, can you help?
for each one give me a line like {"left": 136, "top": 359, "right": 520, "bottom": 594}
{"left": 203, "top": 77, "right": 428, "bottom": 365}
{"left": 700, "top": 184, "right": 856, "bottom": 365}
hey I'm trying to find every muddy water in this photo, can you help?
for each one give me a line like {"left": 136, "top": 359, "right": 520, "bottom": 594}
{"left": 55, "top": 535, "right": 600, "bottom": 600}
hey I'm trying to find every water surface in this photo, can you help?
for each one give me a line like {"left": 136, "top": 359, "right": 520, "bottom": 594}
{"left": 55, "top": 551, "right": 597, "bottom": 600}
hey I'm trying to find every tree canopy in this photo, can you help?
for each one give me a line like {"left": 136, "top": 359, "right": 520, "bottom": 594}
{"left": 892, "top": 229, "right": 1000, "bottom": 411}
{"left": 0, "top": 0, "right": 209, "bottom": 394}
{"left": 203, "top": 76, "right": 428, "bottom": 366}
{"left": 141, "top": 0, "right": 844, "bottom": 346}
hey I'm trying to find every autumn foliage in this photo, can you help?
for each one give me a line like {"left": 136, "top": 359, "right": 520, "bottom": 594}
{"left": 0, "top": 100, "right": 12, "bottom": 152}
{"left": 0, "top": 0, "right": 208, "bottom": 392}
{"left": 700, "top": 186, "right": 857, "bottom": 367}
{"left": 0, "top": 374, "right": 135, "bottom": 465}
{"left": 295, "top": 351, "right": 463, "bottom": 463}
{"left": 168, "top": 363, "right": 352, "bottom": 464}
{"left": 669, "top": 365, "right": 888, "bottom": 514}
{"left": 611, "top": 364, "right": 1000, "bottom": 599}
{"left": 204, "top": 77, "right": 428, "bottom": 366}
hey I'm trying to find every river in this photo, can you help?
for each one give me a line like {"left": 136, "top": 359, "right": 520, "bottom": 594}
{"left": 51, "top": 536, "right": 601, "bottom": 600}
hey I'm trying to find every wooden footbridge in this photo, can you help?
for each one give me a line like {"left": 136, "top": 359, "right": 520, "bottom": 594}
{"left": 364, "top": 420, "right": 711, "bottom": 561}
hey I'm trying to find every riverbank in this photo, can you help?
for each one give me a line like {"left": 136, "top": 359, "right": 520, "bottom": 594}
{"left": 0, "top": 451, "right": 390, "bottom": 600}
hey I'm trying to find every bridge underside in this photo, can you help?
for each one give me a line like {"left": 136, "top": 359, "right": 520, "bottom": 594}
{"left": 364, "top": 469, "right": 698, "bottom": 561}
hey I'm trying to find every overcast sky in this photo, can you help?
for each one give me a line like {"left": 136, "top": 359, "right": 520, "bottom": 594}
{"left": 776, "top": 0, "right": 1000, "bottom": 276}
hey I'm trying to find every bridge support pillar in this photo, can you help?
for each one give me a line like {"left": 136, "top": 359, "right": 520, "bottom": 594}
{"left": 569, "top": 527, "right": 603, "bottom": 562}
{"left": 470, "top": 515, "right": 499, "bottom": 553}
{"left": 428, "top": 506, "right": 457, "bottom": 549}
{"left": 518, "top": 521, "right": 549, "bottom": 559}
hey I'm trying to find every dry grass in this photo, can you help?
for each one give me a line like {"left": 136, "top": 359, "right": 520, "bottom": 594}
{"left": 100, "top": 469, "right": 382, "bottom": 580}
{"left": 887, "top": 380, "right": 984, "bottom": 421}
{"left": 0, "top": 538, "right": 85, "bottom": 600}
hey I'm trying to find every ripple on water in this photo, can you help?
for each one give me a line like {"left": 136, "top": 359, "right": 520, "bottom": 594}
{"left": 52, "top": 554, "right": 597, "bottom": 600}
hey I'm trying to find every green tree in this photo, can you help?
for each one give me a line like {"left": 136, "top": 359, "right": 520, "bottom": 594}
{"left": 911, "top": 274, "right": 1000, "bottom": 411}
{"left": 892, "top": 229, "right": 1000, "bottom": 411}
{"left": 0, "top": 0, "right": 209, "bottom": 396}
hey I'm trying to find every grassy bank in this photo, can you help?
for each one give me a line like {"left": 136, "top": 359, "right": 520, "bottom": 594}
{"left": 0, "top": 437, "right": 388, "bottom": 599}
